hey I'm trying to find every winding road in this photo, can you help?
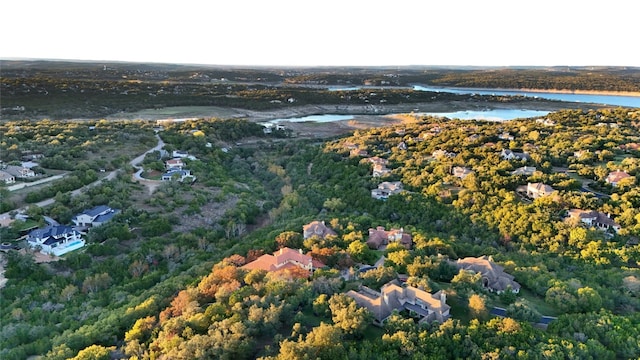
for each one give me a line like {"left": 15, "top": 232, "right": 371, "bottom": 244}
{"left": 0, "top": 134, "right": 165, "bottom": 221}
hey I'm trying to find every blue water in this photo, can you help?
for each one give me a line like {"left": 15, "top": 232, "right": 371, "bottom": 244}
{"left": 265, "top": 114, "right": 355, "bottom": 124}
{"left": 419, "top": 109, "right": 550, "bottom": 121}
{"left": 413, "top": 85, "right": 640, "bottom": 108}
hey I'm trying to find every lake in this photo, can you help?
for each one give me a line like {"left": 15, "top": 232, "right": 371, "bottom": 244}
{"left": 417, "top": 109, "right": 551, "bottom": 121}
{"left": 413, "top": 85, "right": 640, "bottom": 108}
{"left": 261, "top": 114, "right": 354, "bottom": 125}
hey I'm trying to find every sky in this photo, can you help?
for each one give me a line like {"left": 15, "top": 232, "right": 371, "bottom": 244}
{"left": 3, "top": 0, "right": 638, "bottom": 67}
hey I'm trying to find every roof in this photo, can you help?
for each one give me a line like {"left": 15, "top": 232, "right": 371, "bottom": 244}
{"left": 84, "top": 205, "right": 111, "bottom": 217}
{"left": 366, "top": 226, "right": 412, "bottom": 249}
{"left": 568, "top": 209, "right": 620, "bottom": 228}
{"left": 29, "top": 225, "right": 78, "bottom": 241}
{"left": 454, "top": 256, "right": 521, "bottom": 292}
{"left": 303, "top": 221, "right": 337, "bottom": 239}
{"left": 606, "top": 170, "right": 630, "bottom": 184}
{"left": 346, "top": 281, "right": 450, "bottom": 323}
{"left": 94, "top": 210, "right": 118, "bottom": 224}
{"left": 528, "top": 182, "right": 554, "bottom": 194}
{"left": 241, "top": 247, "right": 325, "bottom": 272}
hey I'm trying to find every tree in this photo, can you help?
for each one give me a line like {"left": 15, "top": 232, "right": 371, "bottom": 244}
{"left": 468, "top": 293, "right": 488, "bottom": 320}
{"left": 70, "top": 345, "right": 114, "bottom": 360}
{"left": 328, "top": 294, "right": 372, "bottom": 337}
{"left": 275, "top": 231, "right": 303, "bottom": 249}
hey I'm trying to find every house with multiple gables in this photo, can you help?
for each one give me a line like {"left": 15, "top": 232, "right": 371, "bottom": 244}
{"left": 567, "top": 209, "right": 621, "bottom": 233}
{"left": 241, "top": 247, "right": 325, "bottom": 277}
{"left": 165, "top": 158, "right": 184, "bottom": 170}
{"left": 606, "top": 170, "right": 631, "bottom": 187}
{"left": 526, "top": 182, "right": 554, "bottom": 199}
{"left": 452, "top": 166, "right": 474, "bottom": 180}
{"left": 511, "top": 166, "right": 537, "bottom": 176}
{"left": 72, "top": 205, "right": 119, "bottom": 228}
{"left": 366, "top": 226, "right": 412, "bottom": 250}
{"left": 0, "top": 170, "right": 15, "bottom": 184}
{"left": 27, "top": 225, "right": 84, "bottom": 256}
{"left": 5, "top": 165, "right": 35, "bottom": 178}
{"left": 302, "top": 220, "right": 337, "bottom": 239}
{"left": 453, "top": 256, "right": 521, "bottom": 294}
{"left": 346, "top": 280, "right": 450, "bottom": 326}
{"left": 500, "top": 149, "right": 530, "bottom": 161}
{"left": 371, "top": 181, "right": 403, "bottom": 200}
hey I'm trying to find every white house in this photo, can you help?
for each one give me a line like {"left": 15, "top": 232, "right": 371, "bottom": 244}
{"left": 526, "top": 182, "right": 554, "bottom": 199}
{"left": 0, "top": 170, "right": 15, "bottom": 184}
{"left": 511, "top": 166, "right": 537, "bottom": 176}
{"left": 165, "top": 158, "right": 184, "bottom": 170}
{"left": 161, "top": 169, "right": 196, "bottom": 182}
{"left": 452, "top": 166, "right": 474, "bottom": 180}
{"left": 371, "top": 181, "right": 403, "bottom": 200}
{"left": 72, "top": 205, "right": 119, "bottom": 228}
{"left": 500, "top": 149, "right": 530, "bottom": 161}
{"left": 567, "top": 209, "right": 621, "bottom": 233}
{"left": 27, "top": 225, "right": 84, "bottom": 256}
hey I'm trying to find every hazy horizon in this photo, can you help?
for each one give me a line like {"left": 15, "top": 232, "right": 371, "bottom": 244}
{"left": 3, "top": 1, "right": 639, "bottom": 68}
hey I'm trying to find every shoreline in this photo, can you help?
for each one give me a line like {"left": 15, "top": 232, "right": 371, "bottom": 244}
{"left": 509, "top": 88, "right": 640, "bottom": 97}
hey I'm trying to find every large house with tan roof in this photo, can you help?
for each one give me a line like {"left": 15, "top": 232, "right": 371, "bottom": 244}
{"left": 606, "top": 170, "right": 631, "bottom": 187}
{"left": 567, "top": 209, "right": 621, "bottom": 234}
{"left": 366, "top": 226, "right": 412, "bottom": 250}
{"left": 302, "top": 221, "right": 337, "bottom": 239}
{"left": 526, "top": 182, "right": 554, "bottom": 199}
{"left": 346, "top": 280, "right": 450, "bottom": 326}
{"left": 241, "top": 247, "right": 325, "bottom": 275}
{"left": 452, "top": 256, "right": 521, "bottom": 294}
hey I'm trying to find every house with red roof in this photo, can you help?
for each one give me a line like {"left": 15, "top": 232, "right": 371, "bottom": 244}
{"left": 241, "top": 247, "right": 325, "bottom": 276}
{"left": 366, "top": 226, "right": 412, "bottom": 250}
{"left": 606, "top": 170, "right": 631, "bottom": 187}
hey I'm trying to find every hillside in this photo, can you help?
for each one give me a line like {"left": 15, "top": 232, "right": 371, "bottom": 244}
{"left": 1, "top": 107, "right": 640, "bottom": 359}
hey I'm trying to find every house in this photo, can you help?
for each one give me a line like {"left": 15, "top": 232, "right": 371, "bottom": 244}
{"left": 567, "top": 209, "right": 621, "bottom": 233}
{"left": 372, "top": 163, "right": 391, "bottom": 177}
{"left": 350, "top": 148, "right": 369, "bottom": 157}
{"left": 452, "top": 166, "right": 474, "bottom": 180}
{"left": 432, "top": 150, "right": 456, "bottom": 159}
{"left": 511, "top": 166, "right": 537, "bottom": 176}
{"left": 346, "top": 280, "right": 450, "bottom": 326}
{"left": 303, "top": 221, "right": 337, "bottom": 239}
{"left": 161, "top": 169, "right": 196, "bottom": 182}
{"left": 241, "top": 247, "right": 325, "bottom": 276}
{"left": 573, "top": 150, "right": 590, "bottom": 158}
{"left": 5, "top": 165, "right": 35, "bottom": 178}
{"left": 498, "top": 132, "right": 514, "bottom": 141}
{"left": 27, "top": 225, "right": 85, "bottom": 256}
{"left": 606, "top": 170, "right": 631, "bottom": 187}
{"left": 466, "top": 134, "right": 480, "bottom": 142}
{"left": 371, "top": 181, "right": 403, "bottom": 200}
{"left": 165, "top": 158, "right": 184, "bottom": 170}
{"left": 397, "top": 142, "right": 408, "bottom": 151}
{"left": 535, "top": 118, "right": 556, "bottom": 126}
{"left": 368, "top": 157, "right": 388, "bottom": 166}
{"left": 0, "top": 170, "right": 15, "bottom": 184}
{"left": 172, "top": 150, "right": 189, "bottom": 158}
{"left": 526, "top": 182, "right": 554, "bottom": 199}
{"left": 620, "top": 143, "right": 640, "bottom": 151}
{"left": 453, "top": 256, "right": 521, "bottom": 293}
{"left": 500, "top": 149, "right": 530, "bottom": 161}
{"left": 72, "top": 205, "right": 119, "bottom": 228}
{"left": 366, "top": 226, "right": 412, "bottom": 250}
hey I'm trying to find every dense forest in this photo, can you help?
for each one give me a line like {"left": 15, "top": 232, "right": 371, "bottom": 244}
{"left": 1, "top": 107, "right": 640, "bottom": 359}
